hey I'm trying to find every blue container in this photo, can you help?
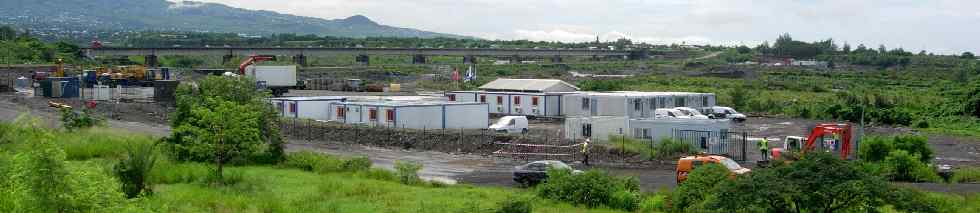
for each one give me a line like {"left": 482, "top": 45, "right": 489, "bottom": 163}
{"left": 84, "top": 70, "right": 97, "bottom": 88}
{"left": 48, "top": 77, "right": 80, "bottom": 98}
{"left": 161, "top": 67, "right": 171, "bottom": 80}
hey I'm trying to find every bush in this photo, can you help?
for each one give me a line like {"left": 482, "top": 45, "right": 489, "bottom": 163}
{"left": 951, "top": 167, "right": 980, "bottom": 183}
{"left": 859, "top": 136, "right": 894, "bottom": 162}
{"left": 496, "top": 196, "right": 533, "bottom": 213}
{"left": 395, "top": 160, "right": 423, "bottom": 185}
{"left": 640, "top": 194, "right": 668, "bottom": 213}
{"left": 892, "top": 135, "right": 933, "bottom": 163}
{"left": 859, "top": 134, "right": 933, "bottom": 163}
{"left": 60, "top": 108, "right": 105, "bottom": 131}
{"left": 671, "top": 163, "right": 731, "bottom": 212}
{"left": 113, "top": 142, "right": 158, "bottom": 198}
{"left": 881, "top": 150, "right": 941, "bottom": 182}
{"left": 536, "top": 169, "right": 641, "bottom": 211}
{"left": 654, "top": 138, "right": 693, "bottom": 160}
{"left": 342, "top": 156, "right": 373, "bottom": 172}
{"left": 282, "top": 151, "right": 344, "bottom": 173}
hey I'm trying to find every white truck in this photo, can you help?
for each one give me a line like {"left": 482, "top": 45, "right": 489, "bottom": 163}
{"left": 245, "top": 65, "right": 300, "bottom": 96}
{"left": 489, "top": 116, "right": 529, "bottom": 134}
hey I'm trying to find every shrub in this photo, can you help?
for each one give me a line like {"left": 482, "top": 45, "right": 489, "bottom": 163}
{"left": 881, "top": 150, "right": 941, "bottom": 182}
{"left": 282, "top": 151, "right": 344, "bottom": 173}
{"left": 671, "top": 163, "right": 731, "bottom": 212}
{"left": 951, "top": 167, "right": 980, "bottom": 183}
{"left": 60, "top": 108, "right": 105, "bottom": 131}
{"left": 892, "top": 135, "right": 933, "bottom": 163}
{"left": 10, "top": 139, "right": 73, "bottom": 211}
{"left": 860, "top": 134, "right": 933, "bottom": 163}
{"left": 654, "top": 138, "right": 693, "bottom": 160}
{"left": 859, "top": 136, "right": 893, "bottom": 162}
{"left": 536, "top": 169, "right": 641, "bottom": 211}
{"left": 496, "top": 196, "right": 533, "bottom": 213}
{"left": 113, "top": 142, "right": 158, "bottom": 198}
{"left": 395, "top": 160, "right": 423, "bottom": 185}
{"left": 342, "top": 156, "right": 373, "bottom": 172}
{"left": 639, "top": 194, "right": 668, "bottom": 213}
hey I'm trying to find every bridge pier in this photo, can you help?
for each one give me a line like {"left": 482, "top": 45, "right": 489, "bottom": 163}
{"left": 222, "top": 55, "right": 235, "bottom": 65}
{"left": 144, "top": 55, "right": 159, "bottom": 68}
{"left": 412, "top": 55, "right": 427, "bottom": 64}
{"left": 463, "top": 55, "right": 477, "bottom": 64}
{"left": 355, "top": 54, "right": 370, "bottom": 66}
{"left": 292, "top": 55, "right": 307, "bottom": 66}
{"left": 510, "top": 55, "right": 522, "bottom": 64}
{"left": 550, "top": 55, "right": 563, "bottom": 63}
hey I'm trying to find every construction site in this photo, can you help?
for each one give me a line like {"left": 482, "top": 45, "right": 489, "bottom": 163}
{"left": 2, "top": 48, "right": 979, "bottom": 195}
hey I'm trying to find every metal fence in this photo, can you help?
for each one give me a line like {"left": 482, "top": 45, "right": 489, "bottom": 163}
{"left": 672, "top": 129, "right": 748, "bottom": 162}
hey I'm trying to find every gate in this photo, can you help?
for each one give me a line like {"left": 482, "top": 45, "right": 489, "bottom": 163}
{"left": 672, "top": 130, "right": 747, "bottom": 162}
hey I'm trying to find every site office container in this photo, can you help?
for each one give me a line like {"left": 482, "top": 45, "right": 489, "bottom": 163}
{"left": 563, "top": 116, "right": 732, "bottom": 142}
{"left": 562, "top": 92, "right": 717, "bottom": 118}
{"left": 328, "top": 101, "right": 489, "bottom": 129}
{"left": 445, "top": 91, "right": 570, "bottom": 117}
{"left": 269, "top": 97, "right": 347, "bottom": 120}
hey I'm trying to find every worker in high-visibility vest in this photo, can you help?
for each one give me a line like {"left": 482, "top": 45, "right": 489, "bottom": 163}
{"left": 581, "top": 138, "right": 591, "bottom": 166}
{"left": 759, "top": 137, "right": 770, "bottom": 161}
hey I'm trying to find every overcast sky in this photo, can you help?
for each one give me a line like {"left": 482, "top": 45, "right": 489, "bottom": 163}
{"left": 187, "top": 0, "right": 979, "bottom": 54}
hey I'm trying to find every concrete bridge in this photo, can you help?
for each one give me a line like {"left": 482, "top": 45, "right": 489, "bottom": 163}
{"left": 81, "top": 47, "right": 649, "bottom": 67}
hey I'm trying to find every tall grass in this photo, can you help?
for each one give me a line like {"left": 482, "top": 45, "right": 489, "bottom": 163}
{"left": 951, "top": 167, "right": 980, "bottom": 184}
{"left": 59, "top": 128, "right": 157, "bottom": 161}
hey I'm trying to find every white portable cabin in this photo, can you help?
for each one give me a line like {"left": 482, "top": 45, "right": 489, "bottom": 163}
{"left": 562, "top": 92, "right": 716, "bottom": 118}
{"left": 446, "top": 79, "right": 579, "bottom": 117}
{"left": 269, "top": 96, "right": 347, "bottom": 120}
{"left": 564, "top": 117, "right": 731, "bottom": 142}
{"left": 445, "top": 91, "right": 572, "bottom": 117}
{"left": 327, "top": 100, "right": 489, "bottom": 129}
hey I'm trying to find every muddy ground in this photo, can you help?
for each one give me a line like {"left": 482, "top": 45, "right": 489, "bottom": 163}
{"left": 1, "top": 93, "right": 978, "bottom": 194}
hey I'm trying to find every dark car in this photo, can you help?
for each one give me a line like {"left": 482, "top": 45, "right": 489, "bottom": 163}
{"left": 512, "top": 160, "right": 581, "bottom": 186}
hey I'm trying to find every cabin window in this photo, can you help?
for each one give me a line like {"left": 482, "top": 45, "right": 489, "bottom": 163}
{"left": 582, "top": 97, "right": 590, "bottom": 110}
{"left": 386, "top": 109, "right": 395, "bottom": 122}
{"left": 448, "top": 94, "right": 456, "bottom": 101}
{"left": 582, "top": 124, "right": 592, "bottom": 137}
{"left": 675, "top": 97, "right": 686, "bottom": 107}
{"left": 369, "top": 109, "right": 378, "bottom": 121}
{"left": 513, "top": 96, "right": 521, "bottom": 105}
{"left": 336, "top": 107, "right": 345, "bottom": 118}
{"left": 659, "top": 97, "right": 667, "bottom": 108}
{"left": 634, "top": 99, "right": 641, "bottom": 111}
{"left": 496, "top": 96, "right": 503, "bottom": 104}
{"left": 532, "top": 97, "right": 539, "bottom": 106}
{"left": 289, "top": 102, "right": 297, "bottom": 113}
{"left": 480, "top": 95, "right": 486, "bottom": 103}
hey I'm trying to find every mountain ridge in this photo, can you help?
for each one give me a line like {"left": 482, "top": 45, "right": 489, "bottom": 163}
{"left": 0, "top": 0, "right": 468, "bottom": 39}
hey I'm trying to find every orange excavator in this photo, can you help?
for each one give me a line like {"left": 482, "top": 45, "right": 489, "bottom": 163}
{"left": 771, "top": 123, "right": 854, "bottom": 161}
{"left": 238, "top": 55, "right": 276, "bottom": 75}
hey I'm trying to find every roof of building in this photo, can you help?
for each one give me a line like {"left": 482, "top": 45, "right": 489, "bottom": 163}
{"left": 334, "top": 100, "right": 486, "bottom": 107}
{"left": 270, "top": 96, "right": 346, "bottom": 101}
{"left": 478, "top": 79, "right": 579, "bottom": 93}
{"left": 574, "top": 91, "right": 714, "bottom": 96}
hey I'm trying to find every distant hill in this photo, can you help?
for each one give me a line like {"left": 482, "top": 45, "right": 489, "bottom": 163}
{"left": 0, "top": 0, "right": 467, "bottom": 39}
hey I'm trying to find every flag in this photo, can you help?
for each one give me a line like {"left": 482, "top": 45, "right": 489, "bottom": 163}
{"left": 451, "top": 67, "right": 461, "bottom": 81}
{"left": 464, "top": 65, "right": 476, "bottom": 82}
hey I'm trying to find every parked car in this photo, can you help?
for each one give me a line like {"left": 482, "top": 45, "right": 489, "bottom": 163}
{"left": 676, "top": 155, "right": 750, "bottom": 184}
{"left": 703, "top": 106, "right": 747, "bottom": 122}
{"left": 489, "top": 116, "right": 529, "bottom": 134}
{"left": 654, "top": 108, "right": 692, "bottom": 119}
{"left": 513, "top": 160, "right": 582, "bottom": 186}
{"left": 674, "top": 107, "right": 710, "bottom": 119}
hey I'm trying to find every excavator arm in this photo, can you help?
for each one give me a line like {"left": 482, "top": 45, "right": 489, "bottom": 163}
{"left": 238, "top": 55, "right": 277, "bottom": 75}
{"left": 802, "top": 123, "right": 852, "bottom": 160}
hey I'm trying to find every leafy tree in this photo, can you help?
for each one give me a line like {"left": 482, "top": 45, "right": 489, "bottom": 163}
{"left": 168, "top": 76, "right": 286, "bottom": 183}
{"left": 10, "top": 136, "right": 72, "bottom": 212}
{"left": 0, "top": 25, "right": 15, "bottom": 41}
{"left": 671, "top": 164, "right": 731, "bottom": 212}
{"left": 962, "top": 52, "right": 976, "bottom": 59}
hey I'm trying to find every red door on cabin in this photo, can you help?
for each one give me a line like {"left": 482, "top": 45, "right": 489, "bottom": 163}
{"left": 336, "top": 107, "right": 346, "bottom": 120}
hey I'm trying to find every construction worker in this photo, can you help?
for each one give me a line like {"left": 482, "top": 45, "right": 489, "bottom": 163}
{"left": 581, "top": 138, "right": 591, "bottom": 166}
{"left": 759, "top": 137, "right": 770, "bottom": 161}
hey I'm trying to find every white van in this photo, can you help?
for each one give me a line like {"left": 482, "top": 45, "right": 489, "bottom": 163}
{"left": 674, "top": 107, "right": 710, "bottom": 119}
{"left": 654, "top": 109, "right": 691, "bottom": 119}
{"left": 489, "top": 116, "right": 529, "bottom": 134}
{"left": 703, "top": 106, "right": 747, "bottom": 122}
